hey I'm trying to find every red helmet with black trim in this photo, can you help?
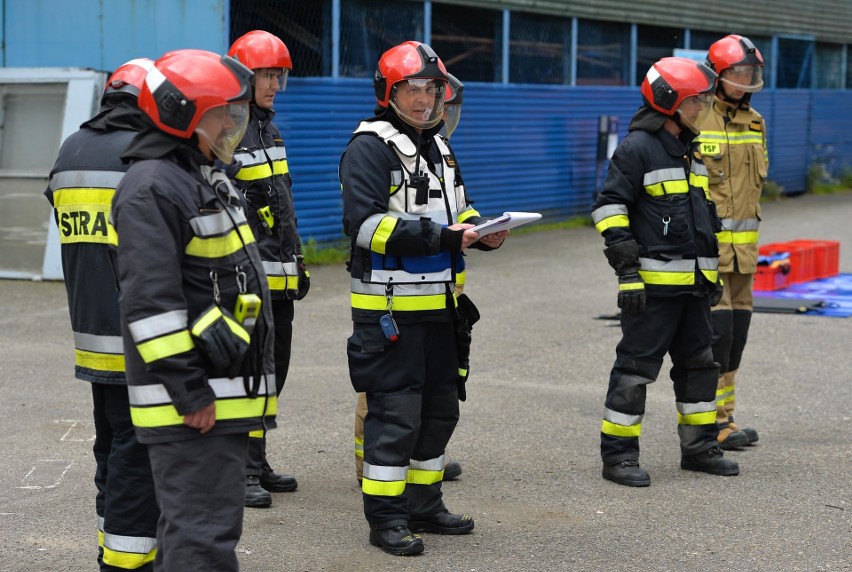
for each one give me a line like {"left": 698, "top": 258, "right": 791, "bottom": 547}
{"left": 706, "top": 35, "right": 764, "bottom": 93}
{"left": 103, "top": 58, "right": 154, "bottom": 102}
{"left": 641, "top": 57, "right": 717, "bottom": 116}
{"left": 373, "top": 41, "right": 448, "bottom": 129}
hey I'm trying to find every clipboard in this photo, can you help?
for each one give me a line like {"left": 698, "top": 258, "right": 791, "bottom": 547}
{"left": 469, "top": 212, "right": 542, "bottom": 237}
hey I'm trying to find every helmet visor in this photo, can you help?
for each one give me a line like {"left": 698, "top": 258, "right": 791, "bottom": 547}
{"left": 253, "top": 68, "right": 289, "bottom": 92}
{"left": 195, "top": 102, "right": 250, "bottom": 163}
{"left": 720, "top": 65, "right": 764, "bottom": 92}
{"left": 443, "top": 104, "right": 462, "bottom": 139}
{"left": 389, "top": 78, "right": 447, "bottom": 129}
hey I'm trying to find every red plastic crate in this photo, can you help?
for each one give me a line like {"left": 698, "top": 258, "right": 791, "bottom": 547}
{"left": 759, "top": 241, "right": 816, "bottom": 284}
{"left": 754, "top": 264, "right": 790, "bottom": 291}
{"left": 786, "top": 240, "right": 840, "bottom": 279}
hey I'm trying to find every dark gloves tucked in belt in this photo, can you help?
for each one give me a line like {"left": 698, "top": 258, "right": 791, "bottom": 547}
{"left": 190, "top": 305, "right": 250, "bottom": 376}
{"left": 296, "top": 255, "right": 310, "bottom": 300}
{"left": 710, "top": 277, "right": 724, "bottom": 307}
{"left": 618, "top": 272, "right": 646, "bottom": 315}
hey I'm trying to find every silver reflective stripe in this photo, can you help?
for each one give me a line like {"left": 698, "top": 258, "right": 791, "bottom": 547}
{"left": 49, "top": 170, "right": 125, "bottom": 191}
{"left": 690, "top": 162, "right": 708, "bottom": 176}
{"left": 352, "top": 279, "right": 448, "bottom": 296}
{"left": 410, "top": 455, "right": 446, "bottom": 471}
{"left": 98, "top": 515, "right": 105, "bottom": 532}
{"left": 127, "top": 310, "right": 188, "bottom": 343}
{"left": 190, "top": 210, "right": 247, "bottom": 237}
{"left": 355, "top": 213, "right": 388, "bottom": 249}
{"left": 639, "top": 257, "right": 695, "bottom": 272}
{"left": 233, "top": 151, "right": 259, "bottom": 166}
{"left": 264, "top": 146, "right": 287, "bottom": 161}
{"left": 363, "top": 463, "right": 409, "bottom": 482}
{"left": 697, "top": 257, "right": 719, "bottom": 270}
{"left": 591, "top": 204, "right": 628, "bottom": 224}
{"left": 103, "top": 531, "right": 157, "bottom": 554}
{"left": 721, "top": 218, "right": 760, "bottom": 231}
{"left": 74, "top": 332, "right": 124, "bottom": 354}
{"left": 603, "top": 407, "right": 643, "bottom": 427}
{"left": 644, "top": 168, "right": 684, "bottom": 185}
{"left": 390, "top": 170, "right": 403, "bottom": 187}
{"left": 128, "top": 375, "right": 276, "bottom": 406}
{"left": 369, "top": 268, "right": 454, "bottom": 284}
{"left": 262, "top": 260, "right": 298, "bottom": 276}
{"left": 676, "top": 401, "right": 716, "bottom": 414}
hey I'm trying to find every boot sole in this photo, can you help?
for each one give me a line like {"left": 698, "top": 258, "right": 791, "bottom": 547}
{"left": 601, "top": 469, "right": 650, "bottom": 487}
{"left": 680, "top": 463, "right": 739, "bottom": 476}
{"left": 244, "top": 497, "right": 272, "bottom": 508}
{"left": 369, "top": 533, "right": 424, "bottom": 555}
{"left": 409, "top": 520, "right": 475, "bottom": 535}
{"left": 260, "top": 482, "right": 298, "bottom": 493}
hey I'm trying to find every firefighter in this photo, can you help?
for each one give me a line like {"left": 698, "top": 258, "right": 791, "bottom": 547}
{"left": 111, "top": 49, "right": 276, "bottom": 571}
{"left": 340, "top": 41, "right": 507, "bottom": 555}
{"left": 45, "top": 58, "right": 159, "bottom": 572}
{"left": 591, "top": 57, "right": 740, "bottom": 487}
{"left": 353, "top": 72, "right": 466, "bottom": 485}
{"left": 228, "top": 29, "right": 306, "bottom": 508}
{"left": 697, "top": 35, "right": 767, "bottom": 449}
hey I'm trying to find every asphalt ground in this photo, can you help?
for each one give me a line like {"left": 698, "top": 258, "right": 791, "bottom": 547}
{"left": 1, "top": 192, "right": 850, "bottom": 571}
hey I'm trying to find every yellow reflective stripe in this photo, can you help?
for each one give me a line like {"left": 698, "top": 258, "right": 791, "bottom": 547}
{"left": 191, "top": 307, "right": 223, "bottom": 335}
{"left": 361, "top": 477, "right": 406, "bottom": 496}
{"left": 699, "top": 131, "right": 764, "bottom": 144}
{"left": 52, "top": 188, "right": 118, "bottom": 246}
{"left": 701, "top": 269, "right": 718, "bottom": 283}
{"left": 407, "top": 468, "right": 443, "bottom": 485}
{"left": 732, "top": 231, "right": 759, "bottom": 244}
{"left": 456, "top": 269, "right": 466, "bottom": 286}
{"left": 690, "top": 172, "right": 709, "bottom": 189}
{"left": 716, "top": 230, "right": 733, "bottom": 244}
{"left": 272, "top": 159, "right": 289, "bottom": 175}
{"left": 645, "top": 180, "right": 688, "bottom": 197}
{"left": 458, "top": 367, "right": 468, "bottom": 377}
{"left": 602, "top": 419, "right": 641, "bottom": 438}
{"left": 130, "top": 395, "right": 278, "bottom": 428}
{"left": 267, "top": 275, "right": 299, "bottom": 291}
{"left": 223, "top": 315, "right": 250, "bottom": 344}
{"left": 136, "top": 330, "right": 193, "bottom": 364}
{"left": 354, "top": 437, "right": 364, "bottom": 458}
{"left": 75, "top": 349, "right": 125, "bottom": 373}
{"left": 370, "top": 217, "right": 398, "bottom": 255}
{"left": 619, "top": 282, "right": 644, "bottom": 291}
{"left": 638, "top": 270, "right": 695, "bottom": 286}
{"left": 594, "top": 215, "right": 629, "bottom": 233}
{"left": 249, "top": 430, "right": 264, "bottom": 438}
{"left": 185, "top": 224, "right": 255, "bottom": 258}
{"left": 457, "top": 209, "right": 481, "bottom": 224}
{"left": 98, "top": 528, "right": 104, "bottom": 548}
{"left": 102, "top": 546, "right": 157, "bottom": 569}
{"left": 351, "top": 293, "right": 449, "bottom": 311}
{"left": 677, "top": 411, "right": 716, "bottom": 425}
{"left": 236, "top": 162, "right": 273, "bottom": 181}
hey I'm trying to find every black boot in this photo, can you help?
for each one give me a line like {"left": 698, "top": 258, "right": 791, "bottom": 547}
{"left": 369, "top": 526, "right": 424, "bottom": 556}
{"left": 245, "top": 475, "right": 272, "bottom": 508}
{"left": 442, "top": 460, "right": 463, "bottom": 481}
{"left": 602, "top": 459, "right": 650, "bottom": 487}
{"left": 741, "top": 426, "right": 759, "bottom": 444}
{"left": 681, "top": 446, "right": 740, "bottom": 476}
{"left": 260, "top": 470, "right": 298, "bottom": 492}
{"left": 718, "top": 429, "right": 750, "bottom": 450}
{"left": 409, "top": 511, "right": 475, "bottom": 534}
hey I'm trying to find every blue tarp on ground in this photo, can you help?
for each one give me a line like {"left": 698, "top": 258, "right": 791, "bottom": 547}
{"left": 754, "top": 273, "right": 852, "bottom": 318}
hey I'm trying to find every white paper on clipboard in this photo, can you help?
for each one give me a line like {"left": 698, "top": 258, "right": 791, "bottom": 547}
{"left": 470, "top": 212, "right": 542, "bottom": 237}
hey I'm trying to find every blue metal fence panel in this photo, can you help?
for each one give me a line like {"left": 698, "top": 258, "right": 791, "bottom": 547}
{"left": 276, "top": 79, "right": 849, "bottom": 244}
{"left": 4, "top": 0, "right": 227, "bottom": 70}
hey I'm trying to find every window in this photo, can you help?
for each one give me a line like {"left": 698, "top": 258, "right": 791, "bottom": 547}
{"left": 340, "top": 0, "right": 423, "bottom": 78}
{"left": 777, "top": 37, "right": 814, "bottom": 89}
{"left": 230, "top": 0, "right": 332, "bottom": 77}
{"left": 636, "top": 25, "right": 684, "bottom": 85}
{"left": 815, "top": 42, "right": 844, "bottom": 88}
{"left": 432, "top": 4, "right": 502, "bottom": 83}
{"left": 509, "top": 11, "right": 572, "bottom": 85}
{"left": 576, "top": 19, "right": 630, "bottom": 86}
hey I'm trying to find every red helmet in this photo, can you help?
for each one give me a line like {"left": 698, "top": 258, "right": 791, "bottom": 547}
{"left": 104, "top": 58, "right": 154, "bottom": 101}
{"left": 228, "top": 30, "right": 292, "bottom": 70}
{"left": 138, "top": 49, "right": 252, "bottom": 139}
{"left": 706, "top": 35, "right": 764, "bottom": 93}
{"left": 373, "top": 41, "right": 448, "bottom": 108}
{"left": 641, "top": 57, "right": 717, "bottom": 116}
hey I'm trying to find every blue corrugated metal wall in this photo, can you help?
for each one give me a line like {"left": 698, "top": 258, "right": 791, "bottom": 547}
{"left": 281, "top": 79, "right": 851, "bottom": 244}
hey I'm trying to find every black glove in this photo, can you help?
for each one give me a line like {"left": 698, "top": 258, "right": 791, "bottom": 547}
{"left": 454, "top": 294, "right": 481, "bottom": 402}
{"left": 617, "top": 272, "right": 646, "bottom": 315}
{"left": 190, "top": 305, "right": 250, "bottom": 375}
{"left": 296, "top": 256, "right": 310, "bottom": 300}
{"left": 604, "top": 240, "right": 641, "bottom": 275}
{"left": 710, "top": 278, "right": 724, "bottom": 307}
